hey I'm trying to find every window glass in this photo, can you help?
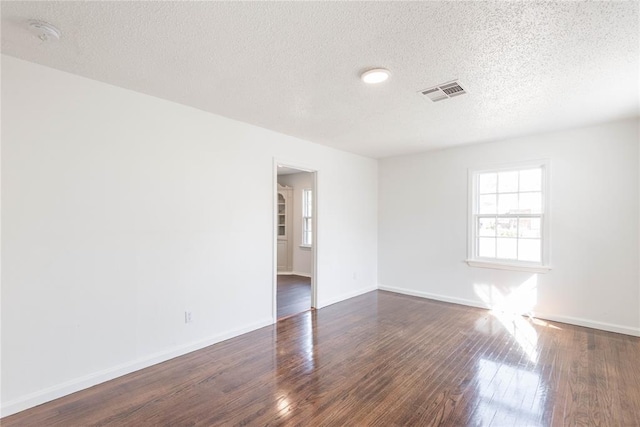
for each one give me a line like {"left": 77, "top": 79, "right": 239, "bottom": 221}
{"left": 471, "top": 163, "right": 547, "bottom": 266}
{"left": 302, "top": 189, "right": 313, "bottom": 246}
{"left": 498, "top": 171, "right": 518, "bottom": 193}
{"left": 519, "top": 169, "right": 542, "bottom": 192}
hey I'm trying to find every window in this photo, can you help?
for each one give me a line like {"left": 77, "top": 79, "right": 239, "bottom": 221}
{"left": 302, "top": 188, "right": 312, "bottom": 247}
{"left": 468, "top": 161, "right": 550, "bottom": 272}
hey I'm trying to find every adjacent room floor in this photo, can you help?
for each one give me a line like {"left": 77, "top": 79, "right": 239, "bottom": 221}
{"left": 277, "top": 274, "right": 311, "bottom": 320}
{"left": 4, "top": 290, "right": 639, "bottom": 426}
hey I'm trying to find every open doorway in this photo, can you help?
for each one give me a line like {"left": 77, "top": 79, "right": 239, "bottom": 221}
{"left": 275, "top": 163, "right": 316, "bottom": 320}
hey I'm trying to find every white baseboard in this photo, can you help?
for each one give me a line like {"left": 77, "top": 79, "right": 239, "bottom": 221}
{"left": 1, "top": 317, "right": 273, "bottom": 418}
{"left": 292, "top": 271, "right": 312, "bottom": 278}
{"left": 378, "top": 285, "right": 491, "bottom": 311}
{"left": 529, "top": 311, "right": 640, "bottom": 337}
{"left": 379, "top": 284, "right": 640, "bottom": 337}
{"left": 318, "top": 285, "right": 377, "bottom": 309}
{"left": 277, "top": 271, "right": 312, "bottom": 278}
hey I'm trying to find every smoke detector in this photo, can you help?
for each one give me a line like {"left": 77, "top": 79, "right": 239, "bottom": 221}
{"left": 419, "top": 81, "right": 466, "bottom": 102}
{"left": 28, "top": 20, "right": 61, "bottom": 42}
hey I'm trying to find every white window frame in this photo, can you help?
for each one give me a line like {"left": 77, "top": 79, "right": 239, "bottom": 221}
{"left": 301, "top": 188, "right": 312, "bottom": 248}
{"left": 467, "top": 160, "right": 552, "bottom": 273}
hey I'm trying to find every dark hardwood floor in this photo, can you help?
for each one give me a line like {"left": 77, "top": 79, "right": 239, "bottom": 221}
{"left": 277, "top": 274, "right": 311, "bottom": 319}
{"left": 4, "top": 290, "right": 640, "bottom": 426}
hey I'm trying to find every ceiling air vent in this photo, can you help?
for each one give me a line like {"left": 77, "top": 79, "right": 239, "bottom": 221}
{"left": 420, "top": 81, "right": 466, "bottom": 102}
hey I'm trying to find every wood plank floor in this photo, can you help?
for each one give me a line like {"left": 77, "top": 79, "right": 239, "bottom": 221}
{"left": 277, "top": 274, "right": 311, "bottom": 320}
{"left": 4, "top": 290, "right": 639, "bottom": 426}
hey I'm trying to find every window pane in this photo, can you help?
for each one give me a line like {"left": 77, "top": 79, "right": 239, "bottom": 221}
{"left": 519, "top": 168, "right": 542, "bottom": 192}
{"left": 473, "top": 165, "right": 546, "bottom": 266}
{"left": 478, "top": 238, "right": 496, "bottom": 258}
{"left": 479, "top": 194, "right": 497, "bottom": 214}
{"left": 497, "top": 238, "right": 517, "bottom": 259}
{"left": 302, "top": 189, "right": 312, "bottom": 217}
{"left": 519, "top": 192, "right": 542, "bottom": 213}
{"left": 498, "top": 171, "right": 518, "bottom": 193}
{"left": 519, "top": 217, "right": 541, "bottom": 238}
{"left": 498, "top": 193, "right": 518, "bottom": 214}
{"left": 478, "top": 218, "right": 496, "bottom": 237}
{"left": 479, "top": 173, "right": 497, "bottom": 194}
{"left": 518, "top": 239, "right": 541, "bottom": 262}
{"left": 497, "top": 218, "right": 517, "bottom": 237}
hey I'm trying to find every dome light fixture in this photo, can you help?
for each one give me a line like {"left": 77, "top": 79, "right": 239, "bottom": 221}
{"left": 361, "top": 68, "right": 391, "bottom": 84}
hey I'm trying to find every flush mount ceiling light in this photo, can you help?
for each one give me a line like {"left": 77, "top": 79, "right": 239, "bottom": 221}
{"left": 361, "top": 68, "right": 391, "bottom": 84}
{"left": 27, "top": 20, "right": 61, "bottom": 42}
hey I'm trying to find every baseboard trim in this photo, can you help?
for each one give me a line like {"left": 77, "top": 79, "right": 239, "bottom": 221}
{"left": 529, "top": 311, "right": 640, "bottom": 337}
{"left": 1, "top": 317, "right": 273, "bottom": 418}
{"left": 277, "top": 271, "right": 312, "bottom": 278}
{"left": 379, "top": 285, "right": 640, "bottom": 337}
{"left": 291, "top": 271, "right": 312, "bottom": 278}
{"left": 378, "top": 285, "right": 491, "bottom": 311}
{"left": 318, "top": 285, "right": 377, "bottom": 309}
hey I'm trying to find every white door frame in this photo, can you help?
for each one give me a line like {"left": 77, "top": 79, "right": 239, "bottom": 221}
{"left": 273, "top": 158, "right": 318, "bottom": 322}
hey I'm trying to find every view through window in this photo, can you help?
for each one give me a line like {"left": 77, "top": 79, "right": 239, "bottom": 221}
{"left": 471, "top": 163, "right": 548, "bottom": 264}
{"left": 302, "top": 188, "right": 312, "bottom": 246}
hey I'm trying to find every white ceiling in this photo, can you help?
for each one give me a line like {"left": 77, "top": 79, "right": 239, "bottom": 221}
{"left": 277, "top": 166, "right": 306, "bottom": 176}
{"left": 2, "top": 1, "right": 638, "bottom": 158}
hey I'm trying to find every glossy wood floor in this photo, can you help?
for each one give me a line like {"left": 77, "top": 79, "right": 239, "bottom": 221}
{"left": 277, "top": 274, "right": 311, "bottom": 319}
{"left": 4, "top": 291, "right": 640, "bottom": 426}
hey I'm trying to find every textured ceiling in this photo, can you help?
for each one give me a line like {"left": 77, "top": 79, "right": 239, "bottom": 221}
{"left": 2, "top": 1, "right": 638, "bottom": 158}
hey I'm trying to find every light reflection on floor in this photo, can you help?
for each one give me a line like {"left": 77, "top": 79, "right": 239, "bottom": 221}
{"left": 275, "top": 311, "right": 318, "bottom": 419}
{"left": 474, "top": 275, "right": 540, "bottom": 363}
{"left": 470, "top": 275, "right": 551, "bottom": 425}
{"left": 298, "top": 311, "right": 316, "bottom": 372}
{"left": 473, "top": 358, "right": 546, "bottom": 426}
{"left": 491, "top": 310, "right": 539, "bottom": 363}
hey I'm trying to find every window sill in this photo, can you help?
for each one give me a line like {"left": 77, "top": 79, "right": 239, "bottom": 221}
{"left": 299, "top": 245, "right": 312, "bottom": 250}
{"left": 466, "top": 259, "right": 551, "bottom": 273}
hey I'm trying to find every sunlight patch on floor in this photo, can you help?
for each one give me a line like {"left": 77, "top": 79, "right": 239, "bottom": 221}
{"left": 474, "top": 275, "right": 540, "bottom": 362}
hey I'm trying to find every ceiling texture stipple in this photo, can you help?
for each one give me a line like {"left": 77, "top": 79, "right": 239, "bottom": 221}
{"left": 1, "top": 1, "right": 638, "bottom": 158}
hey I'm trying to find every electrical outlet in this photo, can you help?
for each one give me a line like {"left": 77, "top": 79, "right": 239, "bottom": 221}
{"left": 184, "top": 311, "right": 193, "bottom": 324}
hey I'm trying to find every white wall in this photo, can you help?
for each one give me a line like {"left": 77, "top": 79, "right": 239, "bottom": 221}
{"left": 3, "top": 53, "right": 637, "bottom": 419}
{"left": 0, "top": 55, "right": 378, "bottom": 415}
{"left": 379, "top": 118, "right": 640, "bottom": 337}
{"left": 277, "top": 172, "right": 313, "bottom": 276}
